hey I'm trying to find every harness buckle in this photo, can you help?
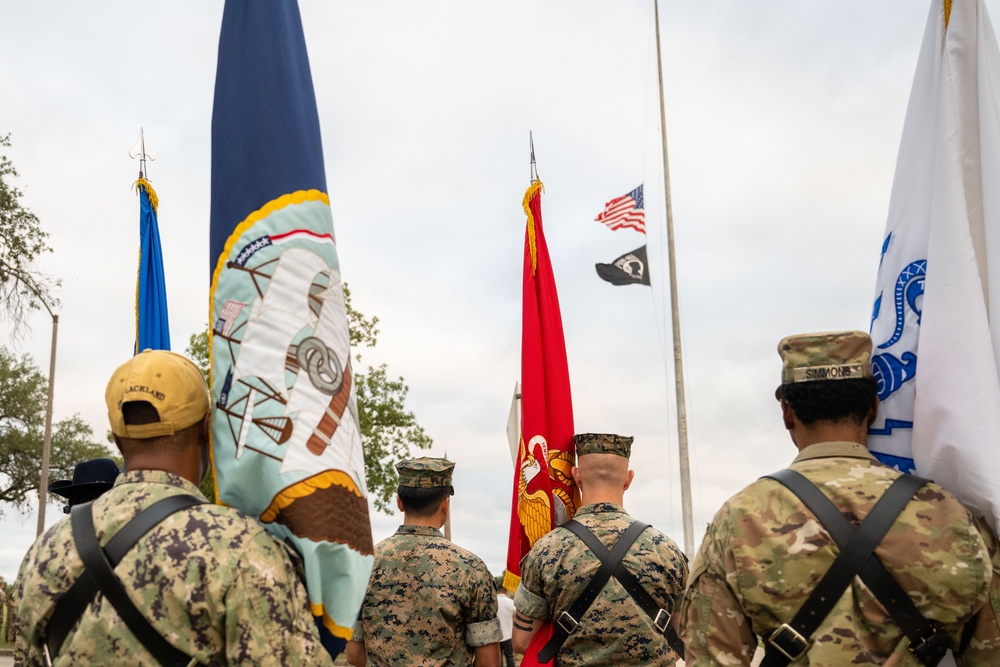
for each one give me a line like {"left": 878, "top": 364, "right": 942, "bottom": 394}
{"left": 556, "top": 610, "right": 579, "bottom": 634}
{"left": 653, "top": 608, "right": 671, "bottom": 633}
{"left": 769, "top": 623, "right": 810, "bottom": 662}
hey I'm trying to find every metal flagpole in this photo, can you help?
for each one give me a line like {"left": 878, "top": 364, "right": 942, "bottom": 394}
{"left": 130, "top": 127, "right": 156, "bottom": 179}
{"left": 654, "top": 0, "right": 694, "bottom": 556}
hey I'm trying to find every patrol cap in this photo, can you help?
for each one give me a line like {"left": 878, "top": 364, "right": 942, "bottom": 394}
{"left": 574, "top": 433, "right": 633, "bottom": 459}
{"left": 106, "top": 349, "right": 211, "bottom": 439}
{"left": 777, "top": 331, "right": 873, "bottom": 387}
{"left": 396, "top": 457, "right": 455, "bottom": 489}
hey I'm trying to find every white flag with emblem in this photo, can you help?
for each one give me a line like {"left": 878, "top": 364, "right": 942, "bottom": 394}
{"left": 869, "top": 0, "right": 1000, "bottom": 531}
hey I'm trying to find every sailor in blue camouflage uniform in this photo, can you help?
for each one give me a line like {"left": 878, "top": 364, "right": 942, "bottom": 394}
{"left": 13, "top": 350, "right": 331, "bottom": 666}
{"left": 512, "top": 433, "right": 688, "bottom": 666}
{"left": 346, "top": 457, "right": 502, "bottom": 667}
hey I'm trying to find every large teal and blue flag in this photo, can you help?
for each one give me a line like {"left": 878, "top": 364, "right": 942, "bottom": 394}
{"left": 209, "top": 1, "right": 373, "bottom": 659}
{"left": 134, "top": 177, "right": 170, "bottom": 352}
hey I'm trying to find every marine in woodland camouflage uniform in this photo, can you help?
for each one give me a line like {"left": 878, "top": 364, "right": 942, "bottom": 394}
{"left": 13, "top": 350, "right": 331, "bottom": 666}
{"left": 347, "top": 457, "right": 502, "bottom": 667}
{"left": 512, "top": 433, "right": 688, "bottom": 666}
{"left": 680, "top": 331, "right": 1000, "bottom": 666}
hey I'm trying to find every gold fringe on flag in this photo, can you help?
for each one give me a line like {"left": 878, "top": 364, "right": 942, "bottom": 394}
{"left": 522, "top": 180, "right": 544, "bottom": 276}
{"left": 945, "top": 0, "right": 952, "bottom": 28}
{"left": 133, "top": 176, "right": 160, "bottom": 215}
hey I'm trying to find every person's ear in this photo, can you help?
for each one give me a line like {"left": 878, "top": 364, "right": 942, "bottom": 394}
{"left": 780, "top": 399, "right": 795, "bottom": 431}
{"left": 624, "top": 469, "right": 635, "bottom": 490}
{"left": 867, "top": 396, "right": 880, "bottom": 427}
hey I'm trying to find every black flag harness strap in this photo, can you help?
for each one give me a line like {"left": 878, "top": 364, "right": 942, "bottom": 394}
{"left": 537, "top": 519, "right": 686, "bottom": 663}
{"left": 760, "top": 468, "right": 948, "bottom": 667}
{"left": 43, "top": 494, "right": 205, "bottom": 667}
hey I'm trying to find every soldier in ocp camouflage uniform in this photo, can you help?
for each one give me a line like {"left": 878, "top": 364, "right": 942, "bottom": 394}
{"left": 13, "top": 350, "right": 331, "bottom": 666}
{"left": 512, "top": 433, "right": 688, "bottom": 666}
{"left": 680, "top": 331, "right": 1000, "bottom": 666}
{"left": 346, "top": 457, "right": 502, "bottom": 667}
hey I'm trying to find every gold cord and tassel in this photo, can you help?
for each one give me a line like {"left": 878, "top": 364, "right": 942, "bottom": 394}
{"left": 133, "top": 176, "right": 160, "bottom": 215}
{"left": 522, "top": 180, "right": 544, "bottom": 275}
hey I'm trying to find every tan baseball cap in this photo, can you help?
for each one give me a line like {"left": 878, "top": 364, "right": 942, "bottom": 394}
{"left": 574, "top": 433, "right": 633, "bottom": 458}
{"left": 106, "top": 349, "right": 210, "bottom": 439}
{"left": 777, "top": 331, "right": 873, "bottom": 387}
{"left": 396, "top": 457, "right": 455, "bottom": 489}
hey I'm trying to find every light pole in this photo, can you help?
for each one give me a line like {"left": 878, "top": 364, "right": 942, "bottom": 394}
{"left": 33, "top": 298, "right": 58, "bottom": 537}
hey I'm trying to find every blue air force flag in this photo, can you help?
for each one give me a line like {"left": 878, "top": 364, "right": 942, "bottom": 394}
{"left": 134, "top": 177, "right": 170, "bottom": 353}
{"left": 869, "top": 0, "right": 1000, "bottom": 529}
{"left": 209, "top": 1, "right": 373, "bottom": 658}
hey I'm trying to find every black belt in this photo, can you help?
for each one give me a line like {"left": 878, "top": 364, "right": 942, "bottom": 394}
{"left": 44, "top": 494, "right": 204, "bottom": 667}
{"left": 760, "top": 469, "right": 946, "bottom": 667}
{"left": 537, "top": 519, "right": 685, "bottom": 663}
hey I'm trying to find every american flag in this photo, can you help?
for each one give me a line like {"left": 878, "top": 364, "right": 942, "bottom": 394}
{"left": 595, "top": 184, "right": 645, "bottom": 233}
{"left": 214, "top": 299, "right": 247, "bottom": 337}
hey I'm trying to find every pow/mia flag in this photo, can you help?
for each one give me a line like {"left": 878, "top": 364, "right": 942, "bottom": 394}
{"left": 596, "top": 245, "right": 651, "bottom": 286}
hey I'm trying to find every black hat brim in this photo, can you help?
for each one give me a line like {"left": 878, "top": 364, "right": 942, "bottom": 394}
{"left": 48, "top": 480, "right": 116, "bottom": 502}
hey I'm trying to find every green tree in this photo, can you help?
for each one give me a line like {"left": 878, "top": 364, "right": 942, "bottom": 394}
{"left": 0, "top": 134, "right": 58, "bottom": 331}
{"left": 187, "top": 284, "right": 431, "bottom": 514}
{"left": 0, "top": 348, "right": 111, "bottom": 515}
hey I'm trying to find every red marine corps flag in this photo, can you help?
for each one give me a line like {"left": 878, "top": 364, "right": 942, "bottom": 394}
{"left": 505, "top": 178, "right": 580, "bottom": 664}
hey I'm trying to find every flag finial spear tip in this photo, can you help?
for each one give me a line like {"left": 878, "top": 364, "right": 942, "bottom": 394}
{"left": 529, "top": 131, "right": 539, "bottom": 184}
{"left": 129, "top": 127, "right": 156, "bottom": 178}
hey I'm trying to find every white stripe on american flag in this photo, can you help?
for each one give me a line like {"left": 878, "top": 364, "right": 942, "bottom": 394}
{"left": 595, "top": 190, "right": 646, "bottom": 233}
{"left": 603, "top": 217, "right": 645, "bottom": 231}
{"left": 219, "top": 300, "right": 247, "bottom": 336}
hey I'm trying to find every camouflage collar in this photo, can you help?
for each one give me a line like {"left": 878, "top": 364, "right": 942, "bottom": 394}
{"left": 792, "top": 441, "right": 876, "bottom": 463}
{"left": 575, "top": 502, "right": 627, "bottom": 516}
{"left": 112, "top": 469, "right": 207, "bottom": 498}
{"left": 396, "top": 524, "right": 443, "bottom": 537}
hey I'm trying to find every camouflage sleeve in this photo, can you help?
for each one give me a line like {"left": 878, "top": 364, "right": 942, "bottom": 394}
{"left": 957, "top": 516, "right": 1000, "bottom": 666}
{"left": 224, "top": 530, "right": 334, "bottom": 666}
{"left": 464, "top": 561, "right": 502, "bottom": 647}
{"left": 680, "top": 509, "right": 756, "bottom": 667}
{"left": 513, "top": 547, "right": 549, "bottom": 619}
{"left": 351, "top": 619, "right": 365, "bottom": 641}
{"left": 351, "top": 582, "right": 371, "bottom": 643}
{"left": 12, "top": 543, "right": 43, "bottom": 667}
{"left": 512, "top": 581, "right": 548, "bottom": 620}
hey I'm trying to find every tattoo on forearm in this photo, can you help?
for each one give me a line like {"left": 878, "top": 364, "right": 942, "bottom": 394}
{"left": 513, "top": 612, "right": 534, "bottom": 632}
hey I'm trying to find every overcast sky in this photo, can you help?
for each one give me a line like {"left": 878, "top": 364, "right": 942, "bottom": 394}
{"left": 1, "top": 0, "right": 992, "bottom": 583}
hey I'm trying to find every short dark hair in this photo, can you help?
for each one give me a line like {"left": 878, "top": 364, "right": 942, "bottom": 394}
{"left": 122, "top": 401, "right": 161, "bottom": 425}
{"left": 397, "top": 485, "right": 453, "bottom": 517}
{"left": 778, "top": 377, "right": 878, "bottom": 426}
{"left": 116, "top": 400, "right": 196, "bottom": 458}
